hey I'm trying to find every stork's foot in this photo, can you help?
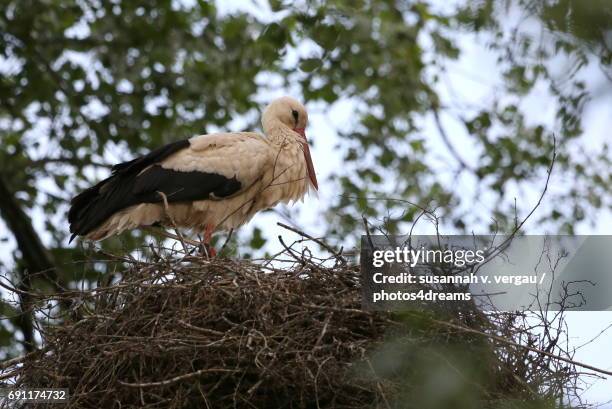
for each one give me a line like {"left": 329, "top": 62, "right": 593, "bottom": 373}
{"left": 199, "top": 223, "right": 217, "bottom": 258}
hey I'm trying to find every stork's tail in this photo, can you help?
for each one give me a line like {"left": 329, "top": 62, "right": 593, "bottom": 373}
{"left": 68, "top": 175, "right": 133, "bottom": 242}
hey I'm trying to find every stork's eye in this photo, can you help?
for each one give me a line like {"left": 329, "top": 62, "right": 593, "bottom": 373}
{"left": 291, "top": 109, "right": 299, "bottom": 123}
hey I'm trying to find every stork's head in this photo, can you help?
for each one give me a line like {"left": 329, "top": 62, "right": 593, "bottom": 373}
{"left": 262, "top": 96, "right": 308, "bottom": 135}
{"left": 262, "top": 96, "right": 318, "bottom": 190}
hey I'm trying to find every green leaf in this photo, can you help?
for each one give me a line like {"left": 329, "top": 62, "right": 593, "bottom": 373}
{"left": 249, "top": 228, "right": 266, "bottom": 250}
{"left": 299, "top": 58, "right": 322, "bottom": 73}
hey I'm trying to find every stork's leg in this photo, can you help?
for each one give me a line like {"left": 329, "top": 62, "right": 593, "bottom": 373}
{"left": 202, "top": 223, "right": 217, "bottom": 257}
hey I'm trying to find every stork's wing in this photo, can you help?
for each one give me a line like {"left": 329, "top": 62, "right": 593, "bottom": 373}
{"left": 68, "top": 132, "right": 270, "bottom": 240}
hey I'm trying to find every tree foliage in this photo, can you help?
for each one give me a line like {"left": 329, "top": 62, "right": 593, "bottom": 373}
{"left": 0, "top": 0, "right": 611, "bottom": 352}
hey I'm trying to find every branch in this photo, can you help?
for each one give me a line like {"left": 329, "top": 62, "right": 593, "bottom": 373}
{"left": 432, "top": 109, "right": 474, "bottom": 172}
{"left": 0, "top": 176, "right": 69, "bottom": 349}
{"left": 0, "top": 178, "right": 59, "bottom": 276}
{"left": 29, "top": 156, "right": 112, "bottom": 169}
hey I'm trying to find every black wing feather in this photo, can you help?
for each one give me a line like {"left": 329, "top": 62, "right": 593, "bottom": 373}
{"left": 68, "top": 139, "right": 241, "bottom": 241}
{"left": 110, "top": 139, "right": 190, "bottom": 175}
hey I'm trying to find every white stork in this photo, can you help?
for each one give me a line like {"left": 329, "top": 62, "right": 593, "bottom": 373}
{"left": 68, "top": 97, "right": 318, "bottom": 254}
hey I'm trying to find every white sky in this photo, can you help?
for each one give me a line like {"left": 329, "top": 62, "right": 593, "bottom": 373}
{"left": 0, "top": 0, "right": 611, "bottom": 405}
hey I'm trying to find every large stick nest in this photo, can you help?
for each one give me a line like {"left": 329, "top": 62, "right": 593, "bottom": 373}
{"left": 6, "top": 246, "right": 579, "bottom": 408}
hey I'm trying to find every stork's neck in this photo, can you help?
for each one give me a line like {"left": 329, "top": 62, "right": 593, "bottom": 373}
{"left": 263, "top": 120, "right": 300, "bottom": 145}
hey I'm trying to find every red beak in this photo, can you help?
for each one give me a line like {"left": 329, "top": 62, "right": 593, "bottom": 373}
{"left": 294, "top": 127, "right": 318, "bottom": 190}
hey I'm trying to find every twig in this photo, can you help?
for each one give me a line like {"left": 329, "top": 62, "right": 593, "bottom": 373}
{"left": 478, "top": 135, "right": 557, "bottom": 267}
{"left": 432, "top": 108, "right": 474, "bottom": 172}
{"left": 156, "top": 190, "right": 189, "bottom": 253}
{"left": 219, "top": 228, "right": 234, "bottom": 255}
{"left": 144, "top": 227, "right": 201, "bottom": 248}
{"left": 429, "top": 317, "right": 612, "bottom": 377}
{"left": 119, "top": 368, "right": 238, "bottom": 388}
{"left": 0, "top": 350, "right": 42, "bottom": 370}
{"left": 278, "top": 235, "right": 306, "bottom": 265}
{"left": 362, "top": 216, "right": 374, "bottom": 250}
{"left": 277, "top": 222, "right": 345, "bottom": 264}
